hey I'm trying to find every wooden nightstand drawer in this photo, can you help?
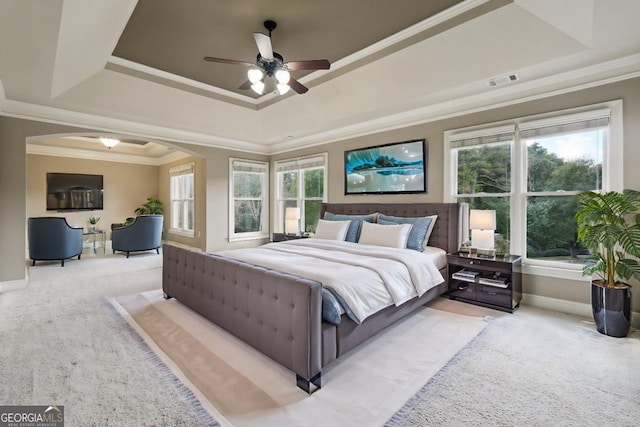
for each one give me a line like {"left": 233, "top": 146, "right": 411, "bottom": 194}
{"left": 449, "top": 281, "right": 477, "bottom": 300}
{"left": 476, "top": 283, "right": 512, "bottom": 308}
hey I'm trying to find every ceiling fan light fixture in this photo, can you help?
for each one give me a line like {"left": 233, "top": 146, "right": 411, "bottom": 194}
{"left": 247, "top": 67, "right": 264, "bottom": 84}
{"left": 251, "top": 81, "right": 265, "bottom": 95}
{"left": 275, "top": 68, "right": 290, "bottom": 84}
{"left": 277, "top": 83, "right": 290, "bottom": 95}
{"left": 99, "top": 137, "right": 120, "bottom": 149}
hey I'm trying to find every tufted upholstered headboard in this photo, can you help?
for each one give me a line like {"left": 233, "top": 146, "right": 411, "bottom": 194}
{"left": 320, "top": 203, "right": 460, "bottom": 254}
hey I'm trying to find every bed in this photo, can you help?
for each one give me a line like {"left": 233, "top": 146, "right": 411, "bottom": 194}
{"left": 162, "top": 202, "right": 460, "bottom": 393}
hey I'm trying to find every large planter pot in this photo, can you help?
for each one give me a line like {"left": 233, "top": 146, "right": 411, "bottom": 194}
{"left": 591, "top": 281, "right": 632, "bottom": 337}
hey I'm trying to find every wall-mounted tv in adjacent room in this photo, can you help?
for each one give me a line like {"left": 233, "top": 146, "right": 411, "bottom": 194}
{"left": 46, "top": 173, "right": 104, "bottom": 211}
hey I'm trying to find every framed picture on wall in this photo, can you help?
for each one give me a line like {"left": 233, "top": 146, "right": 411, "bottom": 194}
{"left": 344, "top": 139, "right": 427, "bottom": 195}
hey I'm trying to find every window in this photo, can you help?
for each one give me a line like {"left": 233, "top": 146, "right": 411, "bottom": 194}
{"left": 446, "top": 102, "right": 622, "bottom": 276}
{"left": 229, "top": 158, "right": 269, "bottom": 241}
{"left": 169, "top": 163, "right": 195, "bottom": 236}
{"left": 274, "top": 154, "right": 327, "bottom": 233}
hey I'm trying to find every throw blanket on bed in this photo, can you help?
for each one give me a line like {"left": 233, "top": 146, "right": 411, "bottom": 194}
{"left": 217, "top": 239, "right": 444, "bottom": 323}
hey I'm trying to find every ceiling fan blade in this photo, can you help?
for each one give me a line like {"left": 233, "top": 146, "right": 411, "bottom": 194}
{"left": 286, "top": 59, "right": 330, "bottom": 71}
{"left": 253, "top": 33, "right": 273, "bottom": 60}
{"left": 288, "top": 77, "right": 308, "bottom": 94}
{"left": 238, "top": 80, "right": 252, "bottom": 90}
{"left": 204, "top": 56, "right": 253, "bottom": 66}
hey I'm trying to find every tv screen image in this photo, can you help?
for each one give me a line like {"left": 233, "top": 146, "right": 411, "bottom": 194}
{"left": 344, "top": 139, "right": 427, "bottom": 195}
{"left": 46, "top": 173, "right": 104, "bottom": 211}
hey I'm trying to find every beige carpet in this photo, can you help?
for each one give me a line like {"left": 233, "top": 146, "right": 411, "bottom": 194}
{"left": 112, "top": 291, "right": 490, "bottom": 427}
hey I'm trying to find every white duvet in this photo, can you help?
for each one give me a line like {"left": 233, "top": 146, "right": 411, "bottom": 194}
{"left": 216, "top": 239, "right": 444, "bottom": 323}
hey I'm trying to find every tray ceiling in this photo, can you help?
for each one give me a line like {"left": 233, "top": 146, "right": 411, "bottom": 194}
{"left": 112, "top": 0, "right": 465, "bottom": 100}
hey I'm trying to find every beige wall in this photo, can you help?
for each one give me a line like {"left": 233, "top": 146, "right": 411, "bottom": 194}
{"left": 0, "top": 117, "right": 95, "bottom": 284}
{"left": 159, "top": 156, "right": 206, "bottom": 250}
{"left": 179, "top": 144, "right": 269, "bottom": 252}
{"left": 26, "top": 154, "right": 159, "bottom": 233}
{"left": 272, "top": 77, "right": 640, "bottom": 311}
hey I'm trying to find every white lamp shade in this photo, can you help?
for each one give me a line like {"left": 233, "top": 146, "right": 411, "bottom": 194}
{"left": 247, "top": 67, "right": 264, "bottom": 83}
{"left": 275, "top": 68, "right": 290, "bottom": 84}
{"left": 285, "top": 207, "right": 300, "bottom": 220}
{"left": 469, "top": 209, "right": 496, "bottom": 249}
{"left": 285, "top": 207, "right": 300, "bottom": 235}
{"left": 469, "top": 209, "right": 496, "bottom": 230}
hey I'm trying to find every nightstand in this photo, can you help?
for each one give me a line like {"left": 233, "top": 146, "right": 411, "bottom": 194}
{"left": 272, "top": 233, "right": 308, "bottom": 242}
{"left": 447, "top": 252, "right": 522, "bottom": 313}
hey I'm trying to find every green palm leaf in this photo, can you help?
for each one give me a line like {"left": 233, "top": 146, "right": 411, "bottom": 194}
{"left": 576, "top": 190, "right": 640, "bottom": 287}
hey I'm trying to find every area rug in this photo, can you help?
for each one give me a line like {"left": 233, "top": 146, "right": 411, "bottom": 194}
{"left": 387, "top": 306, "right": 640, "bottom": 427}
{"left": 112, "top": 291, "right": 489, "bottom": 427}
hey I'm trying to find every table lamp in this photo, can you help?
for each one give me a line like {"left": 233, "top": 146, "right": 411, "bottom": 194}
{"left": 285, "top": 207, "right": 300, "bottom": 235}
{"left": 470, "top": 209, "right": 496, "bottom": 250}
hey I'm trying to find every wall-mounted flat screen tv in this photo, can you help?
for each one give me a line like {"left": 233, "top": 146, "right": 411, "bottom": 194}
{"left": 46, "top": 172, "right": 104, "bottom": 211}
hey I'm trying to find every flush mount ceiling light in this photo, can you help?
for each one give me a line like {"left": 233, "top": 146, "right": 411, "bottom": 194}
{"left": 204, "top": 20, "right": 330, "bottom": 96}
{"left": 99, "top": 137, "right": 120, "bottom": 149}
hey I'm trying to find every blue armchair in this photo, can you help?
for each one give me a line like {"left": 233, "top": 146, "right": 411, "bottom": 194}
{"left": 28, "top": 217, "right": 83, "bottom": 267}
{"left": 112, "top": 215, "right": 163, "bottom": 258}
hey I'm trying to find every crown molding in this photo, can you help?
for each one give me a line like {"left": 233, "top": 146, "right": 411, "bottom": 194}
{"left": 0, "top": 99, "right": 270, "bottom": 154}
{"left": 3, "top": 52, "right": 639, "bottom": 158}
{"left": 269, "top": 53, "right": 640, "bottom": 154}
{"left": 26, "top": 143, "right": 190, "bottom": 166}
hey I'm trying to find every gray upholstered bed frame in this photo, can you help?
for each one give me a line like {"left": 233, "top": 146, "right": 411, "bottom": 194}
{"left": 162, "top": 202, "right": 459, "bottom": 393}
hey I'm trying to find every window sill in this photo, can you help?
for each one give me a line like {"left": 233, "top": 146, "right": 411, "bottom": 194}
{"left": 168, "top": 229, "right": 195, "bottom": 238}
{"left": 228, "top": 234, "right": 269, "bottom": 243}
{"left": 521, "top": 263, "right": 591, "bottom": 282}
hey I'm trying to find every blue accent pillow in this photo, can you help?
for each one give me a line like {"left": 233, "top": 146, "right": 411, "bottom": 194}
{"left": 322, "top": 288, "right": 344, "bottom": 325}
{"left": 378, "top": 214, "right": 433, "bottom": 252}
{"left": 324, "top": 212, "right": 376, "bottom": 242}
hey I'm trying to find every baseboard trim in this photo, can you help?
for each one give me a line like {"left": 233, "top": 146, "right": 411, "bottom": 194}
{"left": 0, "top": 277, "right": 27, "bottom": 293}
{"left": 522, "top": 293, "right": 640, "bottom": 330}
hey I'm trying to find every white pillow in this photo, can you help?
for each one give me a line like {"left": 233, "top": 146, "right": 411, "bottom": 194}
{"left": 312, "top": 219, "right": 351, "bottom": 241}
{"left": 358, "top": 221, "right": 413, "bottom": 248}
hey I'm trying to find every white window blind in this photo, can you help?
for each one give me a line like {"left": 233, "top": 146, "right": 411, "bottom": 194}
{"left": 274, "top": 154, "right": 326, "bottom": 172}
{"left": 519, "top": 109, "right": 610, "bottom": 139}
{"left": 449, "top": 124, "right": 515, "bottom": 149}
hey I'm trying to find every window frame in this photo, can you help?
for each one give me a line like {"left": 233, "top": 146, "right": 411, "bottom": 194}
{"left": 444, "top": 101, "right": 623, "bottom": 280}
{"left": 169, "top": 162, "right": 195, "bottom": 237}
{"left": 274, "top": 153, "right": 328, "bottom": 234}
{"left": 229, "top": 158, "right": 269, "bottom": 242}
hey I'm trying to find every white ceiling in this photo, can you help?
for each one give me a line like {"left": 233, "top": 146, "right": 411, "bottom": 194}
{"left": 0, "top": 0, "right": 639, "bottom": 158}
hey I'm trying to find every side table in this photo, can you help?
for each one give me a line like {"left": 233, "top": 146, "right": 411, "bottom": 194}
{"left": 272, "top": 233, "right": 308, "bottom": 242}
{"left": 83, "top": 229, "right": 106, "bottom": 254}
{"left": 447, "top": 252, "right": 522, "bottom": 312}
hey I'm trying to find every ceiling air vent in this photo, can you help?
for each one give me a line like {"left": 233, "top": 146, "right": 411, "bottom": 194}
{"left": 488, "top": 73, "right": 519, "bottom": 87}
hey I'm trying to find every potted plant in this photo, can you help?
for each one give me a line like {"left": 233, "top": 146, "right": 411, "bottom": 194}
{"left": 88, "top": 215, "right": 100, "bottom": 231}
{"left": 134, "top": 196, "right": 164, "bottom": 215}
{"left": 575, "top": 189, "right": 640, "bottom": 337}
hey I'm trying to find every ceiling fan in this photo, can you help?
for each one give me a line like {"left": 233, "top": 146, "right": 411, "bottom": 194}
{"left": 204, "top": 20, "right": 330, "bottom": 96}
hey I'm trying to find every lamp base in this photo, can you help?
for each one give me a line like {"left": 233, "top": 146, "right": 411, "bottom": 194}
{"left": 471, "top": 229, "right": 494, "bottom": 251}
